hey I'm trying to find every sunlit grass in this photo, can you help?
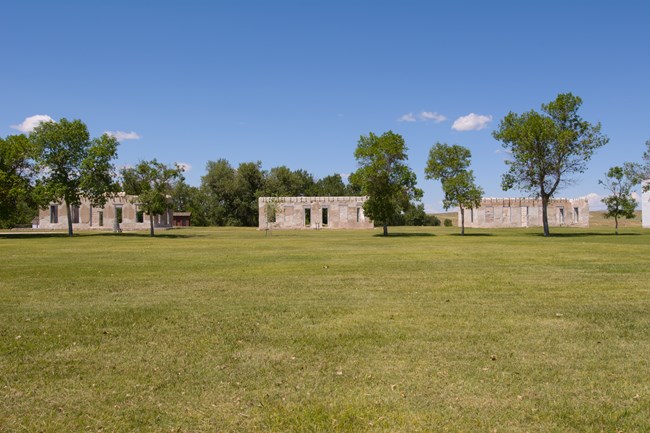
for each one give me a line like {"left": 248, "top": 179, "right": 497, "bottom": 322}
{"left": 1, "top": 225, "right": 648, "bottom": 432}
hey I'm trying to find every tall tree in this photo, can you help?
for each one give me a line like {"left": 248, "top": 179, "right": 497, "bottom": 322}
{"left": 263, "top": 166, "right": 315, "bottom": 197}
{"left": 232, "top": 161, "right": 265, "bottom": 226}
{"left": 350, "top": 131, "right": 422, "bottom": 236}
{"left": 201, "top": 159, "right": 236, "bottom": 226}
{"left": 425, "top": 143, "right": 483, "bottom": 235}
{"left": 311, "top": 174, "right": 348, "bottom": 196}
{"left": 0, "top": 134, "right": 38, "bottom": 228}
{"left": 171, "top": 180, "right": 210, "bottom": 226}
{"left": 625, "top": 139, "right": 650, "bottom": 190}
{"left": 121, "top": 160, "right": 183, "bottom": 236}
{"left": 599, "top": 165, "right": 637, "bottom": 235}
{"left": 30, "top": 118, "right": 119, "bottom": 236}
{"left": 492, "top": 93, "right": 608, "bottom": 236}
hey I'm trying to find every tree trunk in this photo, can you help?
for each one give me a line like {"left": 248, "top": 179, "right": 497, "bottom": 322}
{"left": 460, "top": 206, "right": 465, "bottom": 236}
{"left": 383, "top": 223, "right": 388, "bottom": 236}
{"left": 150, "top": 213, "right": 155, "bottom": 237}
{"left": 615, "top": 216, "right": 619, "bottom": 235}
{"left": 541, "top": 195, "right": 550, "bottom": 237}
{"left": 66, "top": 202, "right": 73, "bottom": 237}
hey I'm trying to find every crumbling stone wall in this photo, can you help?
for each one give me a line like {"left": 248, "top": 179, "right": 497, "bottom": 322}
{"left": 459, "top": 197, "right": 589, "bottom": 228}
{"left": 641, "top": 179, "right": 650, "bottom": 229}
{"left": 259, "top": 197, "right": 374, "bottom": 230}
{"left": 37, "top": 194, "right": 173, "bottom": 231}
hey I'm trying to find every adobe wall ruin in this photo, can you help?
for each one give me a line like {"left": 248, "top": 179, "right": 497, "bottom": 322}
{"left": 258, "top": 196, "right": 374, "bottom": 230}
{"left": 37, "top": 194, "right": 173, "bottom": 231}
{"left": 641, "top": 179, "right": 650, "bottom": 229}
{"left": 459, "top": 197, "right": 590, "bottom": 228}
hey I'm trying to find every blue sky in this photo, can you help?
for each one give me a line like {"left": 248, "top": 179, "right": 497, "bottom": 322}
{"left": 2, "top": 0, "right": 649, "bottom": 211}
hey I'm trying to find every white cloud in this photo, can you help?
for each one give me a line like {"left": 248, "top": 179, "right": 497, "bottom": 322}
{"left": 176, "top": 162, "right": 192, "bottom": 173}
{"left": 586, "top": 192, "right": 606, "bottom": 211}
{"left": 397, "top": 113, "right": 417, "bottom": 122}
{"left": 420, "top": 111, "right": 447, "bottom": 123}
{"left": 10, "top": 114, "right": 54, "bottom": 133}
{"left": 452, "top": 113, "right": 493, "bottom": 131}
{"left": 105, "top": 130, "right": 141, "bottom": 141}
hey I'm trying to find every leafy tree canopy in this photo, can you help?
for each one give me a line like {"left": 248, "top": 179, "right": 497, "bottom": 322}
{"left": 350, "top": 131, "right": 422, "bottom": 236}
{"left": 599, "top": 165, "right": 637, "bottom": 235}
{"left": 30, "top": 118, "right": 119, "bottom": 236}
{"left": 493, "top": 93, "right": 608, "bottom": 236}
{"left": 0, "top": 134, "right": 39, "bottom": 228}
{"left": 425, "top": 142, "right": 483, "bottom": 235}
{"left": 121, "top": 159, "right": 183, "bottom": 236}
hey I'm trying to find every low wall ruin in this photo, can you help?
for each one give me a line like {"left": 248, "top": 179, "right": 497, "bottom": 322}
{"left": 258, "top": 196, "right": 374, "bottom": 230}
{"left": 459, "top": 197, "right": 589, "bottom": 228}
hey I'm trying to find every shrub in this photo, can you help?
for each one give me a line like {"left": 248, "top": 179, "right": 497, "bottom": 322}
{"left": 444, "top": 218, "right": 453, "bottom": 227}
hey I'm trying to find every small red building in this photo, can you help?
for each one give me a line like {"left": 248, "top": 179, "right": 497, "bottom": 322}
{"left": 173, "top": 212, "right": 191, "bottom": 227}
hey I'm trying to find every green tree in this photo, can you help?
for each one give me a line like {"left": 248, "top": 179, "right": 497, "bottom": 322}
{"left": 350, "top": 131, "right": 422, "bottom": 236}
{"left": 232, "top": 161, "right": 265, "bottom": 226}
{"left": 0, "top": 134, "right": 39, "bottom": 228}
{"left": 171, "top": 180, "right": 210, "bottom": 226}
{"left": 625, "top": 139, "right": 650, "bottom": 191}
{"left": 599, "top": 166, "right": 637, "bottom": 235}
{"left": 264, "top": 166, "right": 315, "bottom": 197}
{"left": 30, "top": 118, "right": 119, "bottom": 236}
{"left": 425, "top": 142, "right": 483, "bottom": 235}
{"left": 492, "top": 93, "right": 608, "bottom": 236}
{"left": 121, "top": 160, "right": 183, "bottom": 237}
{"left": 201, "top": 159, "right": 236, "bottom": 226}
{"left": 311, "top": 174, "right": 348, "bottom": 196}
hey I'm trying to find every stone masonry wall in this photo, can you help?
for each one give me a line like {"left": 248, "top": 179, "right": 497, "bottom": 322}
{"left": 259, "top": 196, "right": 374, "bottom": 230}
{"left": 460, "top": 197, "right": 590, "bottom": 228}
{"left": 38, "top": 194, "right": 173, "bottom": 231}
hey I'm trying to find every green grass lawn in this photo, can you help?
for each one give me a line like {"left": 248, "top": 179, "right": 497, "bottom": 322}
{"left": 1, "top": 226, "right": 649, "bottom": 432}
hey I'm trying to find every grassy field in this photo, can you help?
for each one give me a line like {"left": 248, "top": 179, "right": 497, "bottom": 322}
{"left": 1, "top": 224, "right": 649, "bottom": 432}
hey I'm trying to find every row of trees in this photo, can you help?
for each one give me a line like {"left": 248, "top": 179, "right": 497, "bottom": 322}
{"left": 2, "top": 93, "right": 647, "bottom": 237}
{"left": 351, "top": 93, "right": 646, "bottom": 237}
{"left": 0, "top": 119, "right": 184, "bottom": 236}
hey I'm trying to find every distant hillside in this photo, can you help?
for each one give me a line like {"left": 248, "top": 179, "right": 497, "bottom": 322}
{"left": 589, "top": 210, "right": 642, "bottom": 228}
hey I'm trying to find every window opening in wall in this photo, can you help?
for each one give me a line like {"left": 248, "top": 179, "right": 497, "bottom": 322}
{"left": 115, "top": 205, "right": 123, "bottom": 224}
{"left": 322, "top": 207, "right": 329, "bottom": 226}
{"left": 304, "top": 208, "right": 311, "bottom": 226}
{"left": 573, "top": 207, "right": 579, "bottom": 223}
{"left": 470, "top": 208, "right": 474, "bottom": 223}
{"left": 71, "top": 206, "right": 80, "bottom": 224}
{"left": 89, "top": 206, "right": 93, "bottom": 226}
{"left": 49, "top": 205, "right": 58, "bottom": 223}
{"left": 356, "top": 207, "right": 360, "bottom": 222}
{"left": 98, "top": 211, "right": 104, "bottom": 226}
{"left": 136, "top": 205, "right": 144, "bottom": 223}
{"left": 558, "top": 207, "right": 565, "bottom": 224}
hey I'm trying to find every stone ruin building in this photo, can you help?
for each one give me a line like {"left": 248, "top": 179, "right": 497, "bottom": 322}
{"left": 37, "top": 194, "right": 173, "bottom": 231}
{"left": 459, "top": 197, "right": 590, "bottom": 228}
{"left": 641, "top": 179, "right": 650, "bottom": 229}
{"left": 258, "top": 196, "right": 374, "bottom": 230}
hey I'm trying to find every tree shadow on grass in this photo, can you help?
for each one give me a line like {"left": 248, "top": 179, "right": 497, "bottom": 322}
{"left": 373, "top": 232, "right": 436, "bottom": 237}
{"left": 448, "top": 233, "right": 494, "bottom": 237}
{"left": 528, "top": 232, "right": 641, "bottom": 238}
{"left": 0, "top": 231, "right": 201, "bottom": 239}
{"left": 0, "top": 232, "right": 70, "bottom": 239}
